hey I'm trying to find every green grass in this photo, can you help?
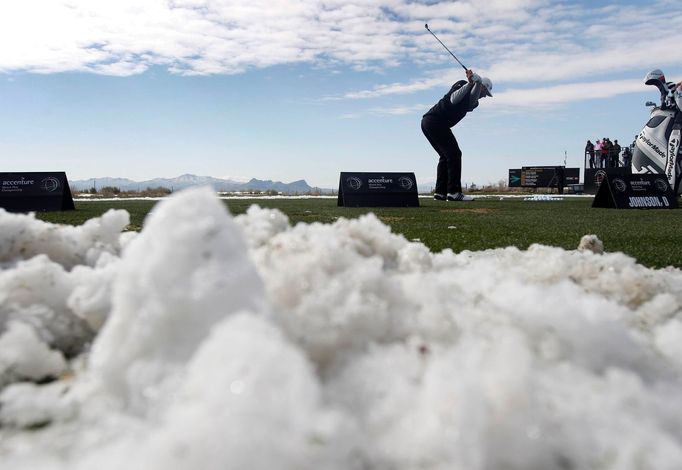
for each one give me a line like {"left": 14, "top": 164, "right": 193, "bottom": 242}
{"left": 34, "top": 196, "right": 682, "bottom": 269}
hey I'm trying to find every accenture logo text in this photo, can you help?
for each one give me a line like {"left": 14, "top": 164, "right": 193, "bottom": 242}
{"left": 2, "top": 178, "right": 34, "bottom": 185}
{"left": 368, "top": 178, "right": 393, "bottom": 184}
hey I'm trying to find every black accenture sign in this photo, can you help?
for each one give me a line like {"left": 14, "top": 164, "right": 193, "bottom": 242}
{"left": 0, "top": 172, "right": 75, "bottom": 212}
{"left": 337, "top": 172, "right": 419, "bottom": 207}
{"left": 592, "top": 173, "right": 677, "bottom": 209}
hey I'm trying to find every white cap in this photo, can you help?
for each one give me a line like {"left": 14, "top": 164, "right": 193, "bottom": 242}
{"left": 481, "top": 77, "right": 493, "bottom": 97}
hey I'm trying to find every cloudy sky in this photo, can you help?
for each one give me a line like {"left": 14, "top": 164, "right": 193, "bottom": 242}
{"left": 1, "top": 0, "right": 681, "bottom": 189}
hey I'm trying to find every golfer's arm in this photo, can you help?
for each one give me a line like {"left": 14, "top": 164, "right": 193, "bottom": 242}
{"left": 449, "top": 82, "right": 480, "bottom": 111}
{"left": 468, "top": 83, "right": 481, "bottom": 110}
{"left": 449, "top": 83, "right": 471, "bottom": 105}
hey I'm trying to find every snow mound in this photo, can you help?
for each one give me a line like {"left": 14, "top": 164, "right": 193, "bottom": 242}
{"left": 1, "top": 187, "right": 682, "bottom": 470}
{"left": 577, "top": 234, "right": 604, "bottom": 254}
{"left": 0, "top": 207, "right": 129, "bottom": 269}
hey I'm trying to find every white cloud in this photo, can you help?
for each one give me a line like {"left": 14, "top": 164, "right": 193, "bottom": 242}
{"left": 484, "top": 33, "right": 682, "bottom": 85}
{"left": 343, "top": 74, "right": 453, "bottom": 99}
{"left": 0, "top": 0, "right": 680, "bottom": 110}
{"left": 342, "top": 79, "right": 648, "bottom": 117}
{"left": 490, "top": 79, "right": 646, "bottom": 108}
{"left": 0, "top": 0, "right": 413, "bottom": 76}
{"left": 329, "top": 1, "right": 682, "bottom": 108}
{"left": 341, "top": 103, "right": 429, "bottom": 118}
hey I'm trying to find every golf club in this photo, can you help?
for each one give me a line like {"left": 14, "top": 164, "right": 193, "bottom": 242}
{"left": 424, "top": 23, "right": 467, "bottom": 71}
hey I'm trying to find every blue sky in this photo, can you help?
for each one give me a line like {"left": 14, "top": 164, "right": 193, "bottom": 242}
{"left": 1, "top": 0, "right": 681, "bottom": 189}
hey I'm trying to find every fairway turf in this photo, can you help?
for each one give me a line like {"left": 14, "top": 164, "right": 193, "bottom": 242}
{"left": 34, "top": 196, "right": 682, "bottom": 269}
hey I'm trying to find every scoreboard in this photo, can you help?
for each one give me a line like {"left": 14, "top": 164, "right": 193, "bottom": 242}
{"left": 509, "top": 167, "right": 579, "bottom": 188}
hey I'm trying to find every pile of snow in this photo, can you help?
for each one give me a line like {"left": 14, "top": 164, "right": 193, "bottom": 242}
{"left": 2, "top": 187, "right": 682, "bottom": 470}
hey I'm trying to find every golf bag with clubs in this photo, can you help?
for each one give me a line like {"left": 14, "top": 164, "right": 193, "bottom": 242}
{"left": 631, "top": 69, "right": 682, "bottom": 195}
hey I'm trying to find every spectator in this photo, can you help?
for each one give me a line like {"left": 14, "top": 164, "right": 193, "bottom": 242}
{"left": 601, "top": 138, "right": 610, "bottom": 168}
{"left": 595, "top": 139, "right": 603, "bottom": 168}
{"left": 612, "top": 139, "right": 621, "bottom": 168}
{"left": 622, "top": 145, "right": 632, "bottom": 170}
{"left": 585, "top": 140, "right": 595, "bottom": 168}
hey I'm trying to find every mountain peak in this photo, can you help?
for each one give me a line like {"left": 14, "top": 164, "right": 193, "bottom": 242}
{"left": 70, "top": 174, "right": 320, "bottom": 194}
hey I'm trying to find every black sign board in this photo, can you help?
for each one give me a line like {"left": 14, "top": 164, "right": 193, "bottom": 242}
{"left": 584, "top": 168, "right": 628, "bottom": 194}
{"left": 592, "top": 173, "right": 677, "bottom": 209}
{"left": 338, "top": 172, "right": 419, "bottom": 207}
{"left": 564, "top": 168, "right": 580, "bottom": 185}
{"left": 521, "top": 166, "right": 555, "bottom": 187}
{"left": 0, "top": 172, "right": 75, "bottom": 212}
{"left": 509, "top": 169, "right": 522, "bottom": 187}
{"left": 520, "top": 166, "right": 578, "bottom": 188}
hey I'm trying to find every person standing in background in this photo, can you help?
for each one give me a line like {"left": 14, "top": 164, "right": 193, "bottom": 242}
{"left": 612, "top": 139, "right": 622, "bottom": 167}
{"left": 585, "top": 140, "right": 595, "bottom": 168}
{"left": 622, "top": 145, "right": 632, "bottom": 170}
{"left": 601, "top": 138, "right": 610, "bottom": 168}
{"left": 595, "top": 139, "right": 603, "bottom": 168}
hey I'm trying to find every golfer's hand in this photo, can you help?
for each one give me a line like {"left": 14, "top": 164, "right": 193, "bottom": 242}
{"left": 467, "top": 70, "right": 481, "bottom": 85}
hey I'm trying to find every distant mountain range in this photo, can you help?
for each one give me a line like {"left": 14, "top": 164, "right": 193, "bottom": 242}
{"left": 70, "top": 174, "right": 327, "bottom": 194}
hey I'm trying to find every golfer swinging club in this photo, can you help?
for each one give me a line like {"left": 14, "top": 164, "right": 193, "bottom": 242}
{"left": 422, "top": 69, "right": 493, "bottom": 201}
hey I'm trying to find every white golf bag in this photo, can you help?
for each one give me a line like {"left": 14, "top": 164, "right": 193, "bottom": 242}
{"left": 631, "top": 69, "right": 682, "bottom": 195}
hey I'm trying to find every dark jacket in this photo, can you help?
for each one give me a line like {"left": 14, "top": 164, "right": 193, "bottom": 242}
{"left": 423, "top": 80, "right": 479, "bottom": 128}
{"left": 612, "top": 143, "right": 621, "bottom": 157}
